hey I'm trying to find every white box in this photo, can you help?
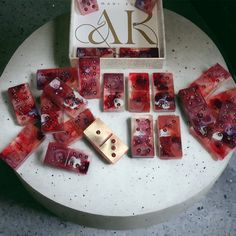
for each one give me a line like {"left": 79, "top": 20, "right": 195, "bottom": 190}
{"left": 69, "top": 0, "right": 166, "bottom": 69}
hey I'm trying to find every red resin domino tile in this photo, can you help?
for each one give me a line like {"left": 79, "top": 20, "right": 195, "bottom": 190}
{"left": 97, "top": 48, "right": 115, "bottom": 58}
{"left": 77, "top": 48, "right": 115, "bottom": 58}
{"left": 189, "top": 63, "right": 231, "bottom": 97}
{"left": 131, "top": 115, "right": 154, "bottom": 158}
{"left": 188, "top": 102, "right": 235, "bottom": 160}
{"left": 53, "top": 119, "right": 83, "bottom": 146}
{"left": 135, "top": 0, "right": 157, "bottom": 14}
{"left": 103, "top": 73, "right": 125, "bottom": 112}
{"left": 77, "top": 0, "right": 99, "bottom": 15}
{"left": 44, "top": 142, "right": 90, "bottom": 174}
{"left": 40, "top": 94, "right": 64, "bottom": 134}
{"left": 218, "top": 102, "right": 236, "bottom": 149}
{"left": 0, "top": 124, "right": 45, "bottom": 169}
{"left": 178, "top": 86, "right": 216, "bottom": 136}
{"left": 128, "top": 73, "right": 150, "bottom": 112}
{"left": 190, "top": 126, "right": 232, "bottom": 160}
{"left": 73, "top": 108, "right": 95, "bottom": 130}
{"left": 76, "top": 48, "right": 97, "bottom": 58}
{"left": 152, "top": 73, "right": 176, "bottom": 111}
{"left": 157, "top": 115, "right": 183, "bottom": 159}
{"left": 189, "top": 102, "right": 236, "bottom": 160}
{"left": 119, "top": 48, "right": 159, "bottom": 58}
{"left": 36, "top": 67, "right": 78, "bottom": 90}
{"left": 8, "top": 83, "right": 40, "bottom": 126}
{"left": 53, "top": 108, "right": 95, "bottom": 145}
{"left": 207, "top": 87, "right": 236, "bottom": 116}
{"left": 78, "top": 58, "right": 101, "bottom": 99}
{"left": 44, "top": 78, "right": 87, "bottom": 118}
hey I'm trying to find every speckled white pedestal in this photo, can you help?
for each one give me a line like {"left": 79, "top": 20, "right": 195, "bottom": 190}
{"left": 0, "top": 10, "right": 235, "bottom": 229}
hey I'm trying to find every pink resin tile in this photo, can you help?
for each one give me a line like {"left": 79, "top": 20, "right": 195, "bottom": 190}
{"left": 77, "top": 0, "right": 99, "bottom": 15}
{"left": 78, "top": 58, "right": 101, "bottom": 99}
{"left": 44, "top": 142, "right": 90, "bottom": 174}
{"left": 0, "top": 124, "right": 45, "bottom": 169}
{"left": 157, "top": 115, "right": 182, "bottom": 159}
{"left": 103, "top": 73, "right": 125, "bottom": 112}
{"left": 128, "top": 73, "right": 150, "bottom": 112}
{"left": 178, "top": 86, "right": 216, "bottom": 136}
{"left": 8, "top": 83, "right": 40, "bottom": 126}
{"left": 83, "top": 118, "right": 128, "bottom": 164}
{"left": 98, "top": 134, "right": 129, "bottom": 164}
{"left": 43, "top": 78, "right": 87, "bottom": 118}
{"left": 207, "top": 87, "right": 236, "bottom": 116}
{"left": 135, "top": 0, "right": 157, "bottom": 14}
{"left": 36, "top": 67, "right": 78, "bottom": 90}
{"left": 152, "top": 73, "right": 176, "bottom": 111}
{"left": 40, "top": 94, "right": 64, "bottom": 134}
{"left": 119, "top": 48, "right": 158, "bottom": 58}
{"left": 189, "top": 63, "right": 231, "bottom": 97}
{"left": 131, "top": 115, "right": 154, "bottom": 158}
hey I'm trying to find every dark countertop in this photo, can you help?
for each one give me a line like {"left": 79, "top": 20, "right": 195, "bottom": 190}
{"left": 0, "top": 1, "right": 236, "bottom": 235}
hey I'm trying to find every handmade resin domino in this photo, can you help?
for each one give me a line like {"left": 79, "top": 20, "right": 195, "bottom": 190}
{"left": 189, "top": 63, "right": 231, "bottom": 97}
{"left": 189, "top": 126, "right": 232, "bottom": 161}
{"left": 157, "top": 115, "right": 182, "bottom": 159}
{"left": 77, "top": 0, "right": 99, "bottom": 15}
{"left": 119, "top": 48, "right": 159, "bottom": 58}
{"left": 178, "top": 86, "right": 216, "bottom": 136}
{"left": 103, "top": 73, "right": 125, "bottom": 112}
{"left": 8, "top": 83, "right": 39, "bottom": 126}
{"left": 152, "top": 72, "right": 176, "bottom": 111}
{"left": 78, "top": 57, "right": 101, "bottom": 99}
{"left": 40, "top": 94, "right": 64, "bottom": 134}
{"left": 128, "top": 73, "right": 150, "bottom": 112}
{"left": 218, "top": 102, "right": 236, "bottom": 149}
{"left": 76, "top": 48, "right": 97, "bottom": 58}
{"left": 135, "top": 0, "right": 157, "bottom": 14}
{"left": 53, "top": 108, "right": 95, "bottom": 145}
{"left": 97, "top": 48, "right": 115, "bottom": 58}
{"left": 98, "top": 134, "right": 129, "bottom": 164}
{"left": 207, "top": 87, "right": 236, "bottom": 116}
{"left": 84, "top": 118, "right": 128, "bottom": 163}
{"left": 36, "top": 67, "right": 78, "bottom": 90}
{"left": 84, "top": 118, "right": 113, "bottom": 147}
{"left": 189, "top": 102, "right": 236, "bottom": 160}
{"left": 43, "top": 78, "right": 87, "bottom": 118}
{"left": 77, "top": 48, "right": 115, "bottom": 58}
{"left": 131, "top": 115, "right": 154, "bottom": 158}
{"left": 73, "top": 108, "right": 95, "bottom": 131}
{"left": 53, "top": 119, "right": 83, "bottom": 146}
{"left": 0, "top": 124, "right": 45, "bottom": 169}
{"left": 44, "top": 142, "right": 90, "bottom": 174}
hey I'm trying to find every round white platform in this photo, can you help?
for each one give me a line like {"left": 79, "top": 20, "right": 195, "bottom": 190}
{"left": 0, "top": 10, "right": 235, "bottom": 229}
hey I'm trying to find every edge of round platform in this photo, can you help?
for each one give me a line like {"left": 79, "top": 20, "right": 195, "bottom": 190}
{"left": 1, "top": 9, "right": 234, "bottom": 229}
{"left": 18, "top": 170, "right": 220, "bottom": 230}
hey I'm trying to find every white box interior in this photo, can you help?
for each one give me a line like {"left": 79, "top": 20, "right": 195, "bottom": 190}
{"left": 69, "top": 0, "right": 166, "bottom": 69}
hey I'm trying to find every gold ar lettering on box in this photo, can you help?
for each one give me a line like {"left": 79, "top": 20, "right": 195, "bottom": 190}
{"left": 75, "top": 10, "right": 158, "bottom": 46}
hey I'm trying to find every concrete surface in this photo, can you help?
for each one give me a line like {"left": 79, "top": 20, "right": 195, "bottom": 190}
{"left": 0, "top": 0, "right": 236, "bottom": 235}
